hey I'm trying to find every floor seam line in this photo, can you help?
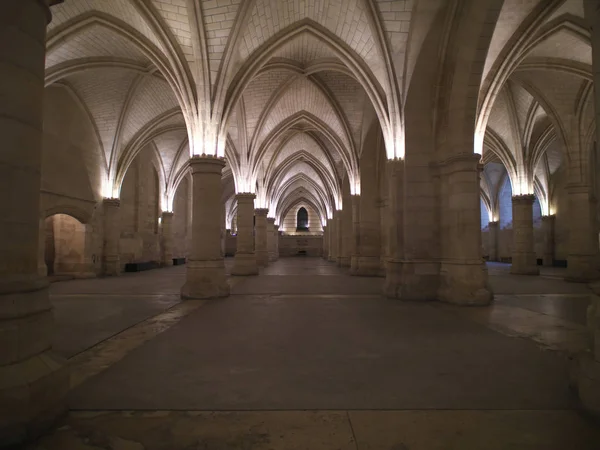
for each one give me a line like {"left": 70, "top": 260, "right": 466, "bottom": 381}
{"left": 346, "top": 411, "right": 360, "bottom": 450}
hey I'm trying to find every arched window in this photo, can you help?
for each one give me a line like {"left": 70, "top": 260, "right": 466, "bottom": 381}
{"left": 296, "top": 207, "right": 309, "bottom": 231}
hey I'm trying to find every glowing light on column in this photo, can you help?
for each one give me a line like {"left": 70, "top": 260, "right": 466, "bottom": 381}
{"left": 474, "top": 129, "right": 485, "bottom": 155}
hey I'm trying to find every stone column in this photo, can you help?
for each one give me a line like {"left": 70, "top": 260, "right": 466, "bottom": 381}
{"left": 0, "top": 0, "right": 69, "bottom": 445}
{"left": 438, "top": 154, "right": 491, "bottom": 305}
{"left": 575, "top": 0, "right": 600, "bottom": 416}
{"left": 340, "top": 204, "right": 352, "bottom": 267}
{"left": 267, "top": 217, "right": 277, "bottom": 262}
{"left": 274, "top": 224, "right": 280, "bottom": 260}
{"left": 510, "top": 194, "right": 539, "bottom": 275}
{"left": 102, "top": 198, "right": 121, "bottom": 276}
{"left": 80, "top": 224, "right": 96, "bottom": 278}
{"left": 325, "top": 218, "right": 333, "bottom": 261}
{"left": 232, "top": 193, "right": 258, "bottom": 275}
{"left": 350, "top": 195, "right": 360, "bottom": 273}
{"left": 383, "top": 159, "right": 404, "bottom": 297}
{"left": 181, "top": 156, "right": 229, "bottom": 299}
{"left": 355, "top": 193, "right": 382, "bottom": 276}
{"left": 566, "top": 184, "right": 599, "bottom": 281}
{"left": 488, "top": 221, "right": 499, "bottom": 262}
{"left": 254, "top": 209, "right": 269, "bottom": 267}
{"left": 160, "top": 211, "right": 174, "bottom": 267}
{"left": 38, "top": 215, "right": 48, "bottom": 277}
{"left": 333, "top": 210, "right": 343, "bottom": 266}
{"left": 379, "top": 198, "right": 389, "bottom": 275}
{"left": 322, "top": 225, "right": 328, "bottom": 259}
{"left": 541, "top": 215, "right": 555, "bottom": 267}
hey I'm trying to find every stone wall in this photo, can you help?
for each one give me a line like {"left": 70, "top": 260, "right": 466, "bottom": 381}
{"left": 281, "top": 203, "right": 323, "bottom": 234}
{"left": 279, "top": 235, "right": 323, "bottom": 257}
{"left": 119, "top": 147, "right": 161, "bottom": 267}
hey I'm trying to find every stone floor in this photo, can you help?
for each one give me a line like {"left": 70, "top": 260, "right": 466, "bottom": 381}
{"left": 32, "top": 258, "right": 600, "bottom": 449}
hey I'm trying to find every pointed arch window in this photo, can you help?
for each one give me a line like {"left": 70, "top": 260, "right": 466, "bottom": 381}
{"left": 296, "top": 207, "right": 309, "bottom": 231}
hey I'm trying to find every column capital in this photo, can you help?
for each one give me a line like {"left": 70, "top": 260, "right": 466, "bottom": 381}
{"left": 541, "top": 214, "right": 556, "bottom": 223}
{"left": 161, "top": 211, "right": 174, "bottom": 218}
{"left": 103, "top": 197, "right": 120, "bottom": 207}
{"left": 255, "top": 208, "right": 269, "bottom": 216}
{"left": 189, "top": 155, "right": 226, "bottom": 174}
{"left": 274, "top": 225, "right": 280, "bottom": 231}
{"left": 235, "top": 192, "right": 256, "bottom": 202}
{"left": 488, "top": 220, "right": 499, "bottom": 228}
{"left": 267, "top": 217, "right": 276, "bottom": 225}
{"left": 512, "top": 194, "right": 535, "bottom": 204}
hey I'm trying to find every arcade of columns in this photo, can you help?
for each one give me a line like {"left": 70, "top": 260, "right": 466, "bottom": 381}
{"left": 4, "top": 0, "right": 600, "bottom": 447}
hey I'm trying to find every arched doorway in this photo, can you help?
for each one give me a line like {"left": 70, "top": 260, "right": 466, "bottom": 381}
{"left": 296, "top": 207, "right": 309, "bottom": 231}
{"left": 44, "top": 213, "right": 90, "bottom": 278}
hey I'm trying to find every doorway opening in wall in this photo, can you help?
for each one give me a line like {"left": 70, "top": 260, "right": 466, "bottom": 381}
{"left": 44, "top": 213, "right": 88, "bottom": 281}
{"left": 296, "top": 207, "right": 309, "bottom": 231}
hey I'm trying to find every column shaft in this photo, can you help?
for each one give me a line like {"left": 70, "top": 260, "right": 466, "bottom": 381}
{"left": 384, "top": 159, "right": 405, "bottom": 297}
{"left": 340, "top": 203, "right": 352, "bottom": 267}
{"left": 541, "top": 215, "right": 555, "bottom": 267}
{"left": 566, "top": 185, "right": 599, "bottom": 281}
{"left": 255, "top": 209, "right": 269, "bottom": 267}
{"left": 267, "top": 218, "right": 277, "bottom": 262}
{"left": 274, "top": 225, "right": 280, "bottom": 260}
{"left": 438, "top": 154, "right": 491, "bottom": 305}
{"left": 511, "top": 195, "right": 539, "bottom": 275}
{"left": 333, "top": 210, "right": 343, "bottom": 266}
{"left": 181, "top": 156, "right": 229, "bottom": 298}
{"left": 350, "top": 195, "right": 360, "bottom": 273}
{"left": 488, "top": 221, "right": 499, "bottom": 262}
{"left": 232, "top": 194, "right": 258, "bottom": 275}
{"left": 160, "top": 211, "right": 174, "bottom": 266}
{"left": 0, "top": 1, "right": 68, "bottom": 445}
{"left": 322, "top": 225, "right": 328, "bottom": 259}
{"left": 102, "top": 199, "right": 121, "bottom": 276}
{"left": 327, "top": 218, "right": 335, "bottom": 262}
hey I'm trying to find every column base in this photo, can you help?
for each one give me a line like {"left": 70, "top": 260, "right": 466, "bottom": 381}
{"left": 232, "top": 253, "right": 259, "bottom": 276}
{"left": 438, "top": 261, "right": 493, "bottom": 306}
{"left": 0, "top": 283, "right": 69, "bottom": 448}
{"left": 574, "top": 353, "right": 600, "bottom": 418}
{"left": 338, "top": 256, "right": 351, "bottom": 267}
{"left": 510, "top": 253, "right": 539, "bottom": 275}
{"left": 566, "top": 255, "right": 599, "bottom": 282}
{"left": 383, "top": 259, "right": 403, "bottom": 298}
{"left": 102, "top": 256, "right": 121, "bottom": 277}
{"left": 268, "top": 252, "right": 277, "bottom": 262}
{"left": 181, "top": 259, "right": 230, "bottom": 299}
{"left": 350, "top": 256, "right": 359, "bottom": 273}
{"left": 351, "top": 256, "right": 381, "bottom": 277}
{"left": 399, "top": 260, "right": 439, "bottom": 301}
{"left": 256, "top": 251, "right": 269, "bottom": 267}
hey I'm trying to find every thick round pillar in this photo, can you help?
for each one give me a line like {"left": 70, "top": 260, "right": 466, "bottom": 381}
{"left": 541, "top": 215, "right": 555, "bottom": 267}
{"left": 326, "top": 218, "right": 335, "bottom": 262}
{"left": 255, "top": 209, "right": 269, "bottom": 267}
{"left": 102, "top": 198, "right": 121, "bottom": 276}
{"left": 181, "top": 157, "right": 229, "bottom": 299}
{"left": 267, "top": 218, "right": 277, "bottom": 262}
{"left": 333, "top": 210, "right": 343, "bottom": 266}
{"left": 322, "top": 225, "right": 328, "bottom": 259}
{"left": 438, "top": 154, "right": 491, "bottom": 305}
{"left": 232, "top": 193, "right": 258, "bottom": 275}
{"left": 383, "top": 159, "right": 405, "bottom": 298}
{"left": 350, "top": 195, "right": 360, "bottom": 273}
{"left": 510, "top": 195, "right": 539, "bottom": 276}
{"left": 340, "top": 204, "right": 352, "bottom": 268}
{"left": 566, "top": 185, "right": 599, "bottom": 281}
{"left": 488, "top": 221, "right": 499, "bottom": 262}
{"left": 38, "top": 215, "right": 48, "bottom": 277}
{"left": 274, "top": 225, "right": 280, "bottom": 260}
{"left": 0, "top": 0, "right": 69, "bottom": 445}
{"left": 160, "top": 211, "right": 174, "bottom": 266}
